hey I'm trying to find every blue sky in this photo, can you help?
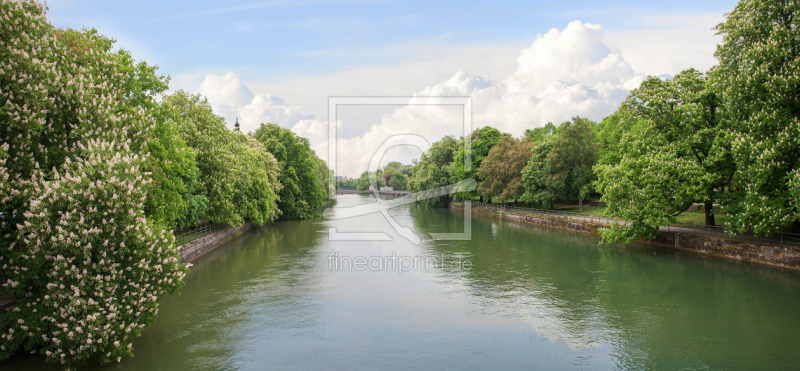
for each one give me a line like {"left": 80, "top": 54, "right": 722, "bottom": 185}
{"left": 46, "top": 0, "right": 739, "bottom": 176}
{"left": 48, "top": 0, "right": 734, "bottom": 83}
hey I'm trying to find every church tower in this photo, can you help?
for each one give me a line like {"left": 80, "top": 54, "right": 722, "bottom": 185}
{"left": 234, "top": 116, "right": 240, "bottom": 132}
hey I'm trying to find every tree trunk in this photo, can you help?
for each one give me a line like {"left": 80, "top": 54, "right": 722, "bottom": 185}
{"left": 579, "top": 197, "right": 583, "bottom": 214}
{"left": 704, "top": 202, "right": 715, "bottom": 226}
{"left": 793, "top": 220, "right": 800, "bottom": 234}
{"left": 479, "top": 195, "right": 483, "bottom": 203}
{"left": 514, "top": 200, "right": 518, "bottom": 207}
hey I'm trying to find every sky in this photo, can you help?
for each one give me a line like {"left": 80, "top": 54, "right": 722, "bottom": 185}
{"left": 45, "top": 0, "right": 738, "bottom": 178}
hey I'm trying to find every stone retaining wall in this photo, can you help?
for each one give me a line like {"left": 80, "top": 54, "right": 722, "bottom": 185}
{"left": 450, "top": 203, "right": 800, "bottom": 271}
{"left": 178, "top": 221, "right": 270, "bottom": 263}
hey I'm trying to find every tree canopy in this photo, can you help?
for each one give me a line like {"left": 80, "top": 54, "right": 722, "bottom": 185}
{"left": 252, "top": 123, "right": 326, "bottom": 220}
{"left": 710, "top": 0, "right": 800, "bottom": 235}
{"left": 389, "top": 172, "right": 409, "bottom": 190}
{"left": 477, "top": 136, "right": 534, "bottom": 203}
{"left": 452, "top": 127, "right": 503, "bottom": 201}
{"left": 595, "top": 70, "right": 731, "bottom": 242}
{"left": 408, "top": 136, "right": 460, "bottom": 207}
{"left": 162, "top": 93, "right": 282, "bottom": 227}
{"left": 0, "top": 3, "right": 187, "bottom": 367}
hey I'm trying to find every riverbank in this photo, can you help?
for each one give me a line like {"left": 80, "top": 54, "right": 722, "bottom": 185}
{"left": 449, "top": 203, "right": 800, "bottom": 271}
{"left": 178, "top": 220, "right": 272, "bottom": 263}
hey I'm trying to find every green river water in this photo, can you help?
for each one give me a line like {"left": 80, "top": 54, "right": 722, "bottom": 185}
{"left": 5, "top": 194, "right": 800, "bottom": 370}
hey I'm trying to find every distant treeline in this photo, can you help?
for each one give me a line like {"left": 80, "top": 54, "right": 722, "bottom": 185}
{"left": 406, "top": 0, "right": 800, "bottom": 244}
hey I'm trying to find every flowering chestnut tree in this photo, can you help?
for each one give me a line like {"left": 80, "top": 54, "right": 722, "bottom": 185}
{"left": 0, "top": 1, "right": 187, "bottom": 368}
{"left": 162, "top": 92, "right": 281, "bottom": 227}
{"left": 594, "top": 70, "right": 733, "bottom": 242}
{"left": 50, "top": 26, "right": 201, "bottom": 230}
{"left": 710, "top": 0, "right": 800, "bottom": 235}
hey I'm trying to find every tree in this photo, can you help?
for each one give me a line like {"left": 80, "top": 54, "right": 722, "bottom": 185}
{"left": 0, "top": 3, "right": 187, "bottom": 367}
{"left": 398, "top": 164, "right": 414, "bottom": 177}
{"left": 252, "top": 123, "right": 325, "bottom": 220}
{"left": 520, "top": 138, "right": 558, "bottom": 208}
{"left": 711, "top": 0, "right": 800, "bottom": 235}
{"left": 357, "top": 177, "right": 370, "bottom": 191}
{"left": 342, "top": 179, "right": 357, "bottom": 189}
{"left": 164, "top": 93, "right": 281, "bottom": 227}
{"left": 385, "top": 161, "right": 402, "bottom": 171}
{"left": 389, "top": 172, "right": 408, "bottom": 190}
{"left": 41, "top": 27, "right": 202, "bottom": 230}
{"left": 595, "top": 70, "right": 732, "bottom": 243}
{"left": 477, "top": 136, "right": 534, "bottom": 204}
{"left": 146, "top": 102, "right": 204, "bottom": 228}
{"left": 595, "top": 113, "right": 647, "bottom": 167}
{"left": 524, "top": 122, "right": 558, "bottom": 143}
{"left": 408, "top": 136, "right": 460, "bottom": 207}
{"left": 228, "top": 133, "right": 283, "bottom": 226}
{"left": 315, "top": 157, "right": 335, "bottom": 201}
{"left": 452, "top": 127, "right": 503, "bottom": 202}
{"left": 383, "top": 171, "right": 394, "bottom": 187}
{"left": 550, "top": 117, "right": 598, "bottom": 213}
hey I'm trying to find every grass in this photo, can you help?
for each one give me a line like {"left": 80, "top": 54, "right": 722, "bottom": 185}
{"left": 673, "top": 211, "right": 730, "bottom": 226}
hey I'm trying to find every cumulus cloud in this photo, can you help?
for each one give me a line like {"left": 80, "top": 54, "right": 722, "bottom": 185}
{"left": 192, "top": 20, "right": 674, "bottom": 178}
{"left": 197, "top": 72, "right": 313, "bottom": 133}
{"left": 431, "top": 21, "right": 642, "bottom": 136}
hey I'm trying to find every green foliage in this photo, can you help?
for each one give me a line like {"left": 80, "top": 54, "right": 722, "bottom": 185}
{"left": 710, "top": 0, "right": 800, "bottom": 235}
{"left": 357, "top": 177, "right": 370, "bottom": 191}
{"left": 163, "top": 93, "right": 281, "bottom": 227}
{"left": 50, "top": 26, "right": 202, "bottom": 230}
{"left": 477, "top": 136, "right": 534, "bottom": 202}
{"left": 315, "top": 157, "right": 335, "bottom": 201}
{"left": 0, "top": 2, "right": 187, "bottom": 368}
{"left": 408, "top": 136, "right": 460, "bottom": 207}
{"left": 595, "top": 70, "right": 731, "bottom": 242}
{"left": 252, "top": 123, "right": 325, "bottom": 220}
{"left": 144, "top": 103, "right": 201, "bottom": 228}
{"left": 524, "top": 122, "right": 558, "bottom": 143}
{"left": 342, "top": 178, "right": 358, "bottom": 189}
{"left": 398, "top": 164, "right": 414, "bottom": 177}
{"left": 175, "top": 166, "right": 208, "bottom": 228}
{"left": 520, "top": 138, "right": 557, "bottom": 207}
{"left": 522, "top": 118, "right": 598, "bottom": 210}
{"left": 384, "top": 161, "right": 402, "bottom": 171}
{"left": 389, "top": 172, "right": 408, "bottom": 190}
{"left": 551, "top": 118, "right": 598, "bottom": 210}
{"left": 595, "top": 113, "right": 646, "bottom": 166}
{"left": 452, "top": 127, "right": 503, "bottom": 200}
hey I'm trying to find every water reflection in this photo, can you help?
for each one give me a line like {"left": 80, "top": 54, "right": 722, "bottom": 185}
{"left": 4, "top": 194, "right": 800, "bottom": 370}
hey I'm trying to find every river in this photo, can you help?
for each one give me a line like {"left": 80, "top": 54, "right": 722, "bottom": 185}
{"left": 6, "top": 194, "right": 800, "bottom": 370}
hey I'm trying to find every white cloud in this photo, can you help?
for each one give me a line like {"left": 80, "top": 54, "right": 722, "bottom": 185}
{"left": 196, "top": 72, "right": 313, "bottom": 133}
{"left": 187, "top": 18, "right": 715, "bottom": 178}
{"left": 419, "top": 21, "right": 642, "bottom": 137}
{"left": 604, "top": 14, "right": 724, "bottom": 77}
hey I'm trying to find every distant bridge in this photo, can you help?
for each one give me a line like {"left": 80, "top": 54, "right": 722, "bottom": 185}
{"left": 336, "top": 189, "right": 412, "bottom": 197}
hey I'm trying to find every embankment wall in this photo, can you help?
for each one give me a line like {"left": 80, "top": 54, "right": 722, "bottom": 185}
{"left": 178, "top": 221, "right": 270, "bottom": 263}
{"left": 449, "top": 203, "right": 800, "bottom": 271}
